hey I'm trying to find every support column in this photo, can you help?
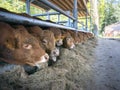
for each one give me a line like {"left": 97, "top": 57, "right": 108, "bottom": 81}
{"left": 26, "top": 0, "right": 30, "bottom": 15}
{"left": 57, "top": 14, "right": 60, "bottom": 24}
{"left": 46, "top": 10, "right": 50, "bottom": 20}
{"left": 67, "top": 11, "right": 71, "bottom": 27}
{"left": 85, "top": 9, "right": 88, "bottom": 31}
{"left": 73, "top": 0, "right": 78, "bottom": 29}
{"left": 90, "top": 16, "right": 92, "bottom": 32}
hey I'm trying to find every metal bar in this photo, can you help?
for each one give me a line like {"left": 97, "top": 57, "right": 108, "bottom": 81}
{"left": 77, "top": 21, "right": 85, "bottom": 26}
{"left": 73, "top": 0, "right": 78, "bottom": 29}
{"left": 32, "top": 12, "right": 60, "bottom": 17}
{"left": 39, "top": 0, "right": 76, "bottom": 20}
{"left": 57, "top": 21, "right": 68, "bottom": 23}
{"left": 26, "top": 0, "right": 30, "bottom": 15}
{"left": 90, "top": 16, "right": 92, "bottom": 32}
{"left": 0, "top": 11, "right": 89, "bottom": 33}
{"left": 85, "top": 9, "right": 88, "bottom": 31}
{"left": 46, "top": 11, "right": 50, "bottom": 20}
{"left": 57, "top": 14, "right": 60, "bottom": 24}
{"left": 66, "top": 11, "right": 71, "bottom": 27}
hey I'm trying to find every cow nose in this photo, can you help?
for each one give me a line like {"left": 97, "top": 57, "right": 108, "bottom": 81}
{"left": 53, "top": 51, "right": 56, "bottom": 54}
{"left": 44, "top": 53, "right": 49, "bottom": 61}
{"left": 52, "top": 48, "right": 60, "bottom": 56}
{"left": 56, "top": 39, "right": 63, "bottom": 46}
{"left": 70, "top": 43, "right": 75, "bottom": 49}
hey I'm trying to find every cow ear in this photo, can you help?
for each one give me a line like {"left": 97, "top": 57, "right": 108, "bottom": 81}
{"left": 23, "top": 44, "right": 32, "bottom": 49}
{"left": 5, "top": 38, "right": 15, "bottom": 50}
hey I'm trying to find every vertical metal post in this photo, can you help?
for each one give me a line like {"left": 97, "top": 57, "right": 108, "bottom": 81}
{"left": 67, "top": 11, "right": 71, "bottom": 27}
{"left": 85, "top": 9, "right": 88, "bottom": 31}
{"left": 90, "top": 16, "right": 92, "bottom": 32}
{"left": 73, "top": 0, "right": 78, "bottom": 29}
{"left": 57, "top": 14, "right": 60, "bottom": 24}
{"left": 46, "top": 10, "right": 50, "bottom": 20}
{"left": 26, "top": 0, "right": 30, "bottom": 15}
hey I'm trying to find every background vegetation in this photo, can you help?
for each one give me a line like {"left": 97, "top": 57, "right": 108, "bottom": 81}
{"left": 98, "top": 0, "right": 120, "bottom": 35}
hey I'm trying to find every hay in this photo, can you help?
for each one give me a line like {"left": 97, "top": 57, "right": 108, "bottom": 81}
{"left": 0, "top": 38, "right": 97, "bottom": 90}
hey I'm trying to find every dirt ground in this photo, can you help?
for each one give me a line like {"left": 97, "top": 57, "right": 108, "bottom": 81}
{"left": 0, "top": 38, "right": 120, "bottom": 90}
{"left": 90, "top": 38, "right": 120, "bottom": 90}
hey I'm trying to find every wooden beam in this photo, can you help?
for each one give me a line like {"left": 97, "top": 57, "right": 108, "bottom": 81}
{"left": 51, "top": 0, "right": 67, "bottom": 11}
{"left": 58, "top": 0, "right": 69, "bottom": 11}
{"left": 78, "top": 0, "right": 84, "bottom": 9}
{"left": 64, "top": 0, "right": 72, "bottom": 11}
{"left": 82, "top": 0, "right": 89, "bottom": 14}
{"left": 66, "top": 0, "right": 73, "bottom": 10}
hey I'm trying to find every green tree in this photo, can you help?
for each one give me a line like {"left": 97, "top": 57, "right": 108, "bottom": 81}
{"left": 100, "top": 0, "right": 120, "bottom": 34}
{"left": 113, "top": 1, "right": 120, "bottom": 22}
{"left": 98, "top": 0, "right": 105, "bottom": 35}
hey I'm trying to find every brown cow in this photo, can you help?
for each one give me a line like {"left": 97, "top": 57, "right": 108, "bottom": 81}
{"left": 48, "top": 27, "right": 63, "bottom": 46}
{"left": 88, "top": 33, "right": 94, "bottom": 38}
{"left": 25, "top": 26, "right": 59, "bottom": 62}
{"left": 26, "top": 26, "right": 56, "bottom": 53}
{"left": 49, "top": 27, "right": 75, "bottom": 49}
{"left": 82, "top": 32, "right": 89, "bottom": 41}
{"left": 78, "top": 32, "right": 85, "bottom": 43}
{"left": 61, "top": 30, "right": 75, "bottom": 49}
{"left": 68, "top": 30, "right": 81, "bottom": 44}
{"left": 0, "top": 22, "right": 49, "bottom": 67}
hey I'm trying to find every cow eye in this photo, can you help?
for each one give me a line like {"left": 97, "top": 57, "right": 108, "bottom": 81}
{"left": 23, "top": 44, "right": 32, "bottom": 49}
{"left": 42, "top": 39, "right": 47, "bottom": 44}
{"left": 66, "top": 37, "right": 71, "bottom": 41}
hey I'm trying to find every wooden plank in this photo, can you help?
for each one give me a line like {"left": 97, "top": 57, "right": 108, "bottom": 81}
{"left": 51, "top": 0, "right": 67, "bottom": 11}
{"left": 65, "top": 0, "right": 72, "bottom": 11}
{"left": 58, "top": 0, "right": 70, "bottom": 11}
{"left": 67, "top": 0, "right": 73, "bottom": 11}
{"left": 78, "top": 0, "right": 84, "bottom": 9}
{"left": 82, "top": 0, "right": 89, "bottom": 15}
{"left": 77, "top": 0, "right": 82, "bottom": 9}
{"left": 70, "top": 0, "right": 74, "bottom": 9}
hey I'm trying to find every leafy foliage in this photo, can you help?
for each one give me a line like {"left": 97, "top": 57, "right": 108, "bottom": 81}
{"left": 99, "top": 0, "right": 120, "bottom": 34}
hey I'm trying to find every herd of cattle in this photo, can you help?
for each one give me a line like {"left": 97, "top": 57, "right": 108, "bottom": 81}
{"left": 0, "top": 8, "right": 94, "bottom": 69}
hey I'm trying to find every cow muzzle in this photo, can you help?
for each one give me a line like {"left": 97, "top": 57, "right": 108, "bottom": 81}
{"left": 35, "top": 53, "right": 49, "bottom": 68}
{"left": 49, "top": 47, "right": 60, "bottom": 62}
{"left": 36, "top": 53, "right": 49, "bottom": 64}
{"left": 70, "top": 43, "right": 75, "bottom": 49}
{"left": 56, "top": 39, "right": 63, "bottom": 46}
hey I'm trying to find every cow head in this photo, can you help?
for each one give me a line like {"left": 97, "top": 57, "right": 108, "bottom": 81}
{"left": 41, "top": 30, "right": 56, "bottom": 53}
{"left": 0, "top": 22, "right": 49, "bottom": 67}
{"left": 63, "top": 36, "right": 75, "bottom": 49}
{"left": 26, "top": 26, "right": 58, "bottom": 61}
{"left": 49, "top": 27, "right": 63, "bottom": 46}
{"left": 61, "top": 30, "right": 75, "bottom": 49}
{"left": 68, "top": 30, "right": 81, "bottom": 44}
{"left": 26, "top": 26, "right": 56, "bottom": 53}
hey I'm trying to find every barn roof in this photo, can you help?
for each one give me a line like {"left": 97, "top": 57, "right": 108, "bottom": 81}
{"left": 48, "top": 0, "right": 88, "bottom": 17}
{"left": 22, "top": 0, "right": 89, "bottom": 17}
